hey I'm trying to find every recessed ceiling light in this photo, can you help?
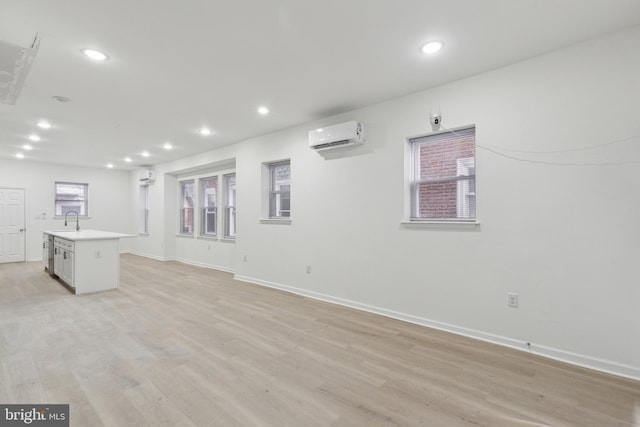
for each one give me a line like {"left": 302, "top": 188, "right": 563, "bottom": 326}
{"left": 124, "top": 157, "right": 132, "bottom": 163}
{"left": 106, "top": 163, "right": 114, "bottom": 169}
{"left": 81, "top": 48, "right": 109, "bottom": 61}
{"left": 22, "top": 144, "right": 33, "bottom": 151}
{"left": 37, "top": 121, "right": 51, "bottom": 129}
{"left": 420, "top": 41, "right": 444, "bottom": 55}
{"left": 141, "top": 151, "right": 150, "bottom": 158}
{"left": 199, "top": 127, "right": 212, "bottom": 136}
{"left": 258, "top": 106, "right": 269, "bottom": 115}
{"left": 28, "top": 134, "right": 40, "bottom": 142}
{"left": 16, "top": 153, "right": 24, "bottom": 159}
{"left": 52, "top": 95, "right": 72, "bottom": 103}
{"left": 163, "top": 142, "right": 173, "bottom": 150}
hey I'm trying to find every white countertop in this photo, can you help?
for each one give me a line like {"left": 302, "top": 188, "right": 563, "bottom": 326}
{"left": 45, "top": 230, "right": 135, "bottom": 241}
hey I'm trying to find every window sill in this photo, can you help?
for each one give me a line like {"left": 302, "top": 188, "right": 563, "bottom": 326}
{"left": 54, "top": 216, "right": 91, "bottom": 220}
{"left": 176, "top": 233, "right": 195, "bottom": 238}
{"left": 197, "top": 236, "right": 218, "bottom": 241}
{"left": 138, "top": 232, "right": 149, "bottom": 236}
{"left": 400, "top": 220, "right": 480, "bottom": 231}
{"left": 220, "top": 238, "right": 236, "bottom": 243}
{"left": 259, "top": 218, "right": 292, "bottom": 225}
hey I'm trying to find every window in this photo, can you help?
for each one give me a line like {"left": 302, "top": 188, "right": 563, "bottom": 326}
{"left": 55, "top": 182, "right": 88, "bottom": 217}
{"left": 409, "top": 127, "right": 476, "bottom": 220}
{"left": 224, "top": 174, "right": 236, "bottom": 238}
{"left": 139, "top": 184, "right": 149, "bottom": 234}
{"left": 199, "top": 176, "right": 217, "bottom": 236}
{"left": 179, "top": 180, "right": 195, "bottom": 235}
{"left": 268, "top": 161, "right": 291, "bottom": 218}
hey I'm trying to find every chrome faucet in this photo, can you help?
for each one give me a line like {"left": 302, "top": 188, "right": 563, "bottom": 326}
{"left": 64, "top": 210, "right": 80, "bottom": 231}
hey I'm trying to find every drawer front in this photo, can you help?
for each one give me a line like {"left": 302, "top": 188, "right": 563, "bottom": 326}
{"left": 54, "top": 238, "right": 75, "bottom": 252}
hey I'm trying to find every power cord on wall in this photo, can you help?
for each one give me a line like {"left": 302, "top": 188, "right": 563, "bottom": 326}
{"left": 438, "top": 125, "right": 640, "bottom": 167}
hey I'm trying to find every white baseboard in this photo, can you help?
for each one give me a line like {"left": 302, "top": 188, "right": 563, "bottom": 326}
{"left": 127, "top": 251, "right": 174, "bottom": 262}
{"left": 174, "top": 257, "right": 234, "bottom": 273}
{"left": 233, "top": 274, "right": 640, "bottom": 382}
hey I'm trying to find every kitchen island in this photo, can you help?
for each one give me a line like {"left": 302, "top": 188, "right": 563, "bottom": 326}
{"left": 44, "top": 230, "right": 133, "bottom": 294}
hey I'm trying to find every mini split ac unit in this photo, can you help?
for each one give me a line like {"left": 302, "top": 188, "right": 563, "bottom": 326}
{"left": 309, "top": 121, "right": 365, "bottom": 151}
{"left": 139, "top": 169, "right": 155, "bottom": 182}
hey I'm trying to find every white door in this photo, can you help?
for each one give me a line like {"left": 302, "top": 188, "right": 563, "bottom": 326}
{"left": 0, "top": 188, "right": 26, "bottom": 263}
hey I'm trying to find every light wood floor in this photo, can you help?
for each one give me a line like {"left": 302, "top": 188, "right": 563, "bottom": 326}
{"left": 1, "top": 255, "right": 639, "bottom": 426}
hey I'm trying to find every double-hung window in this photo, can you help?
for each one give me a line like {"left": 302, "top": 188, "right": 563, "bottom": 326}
{"left": 268, "top": 161, "right": 291, "bottom": 218}
{"left": 139, "top": 184, "right": 149, "bottom": 234}
{"left": 179, "top": 180, "right": 195, "bottom": 235}
{"left": 199, "top": 176, "right": 217, "bottom": 237}
{"left": 224, "top": 174, "right": 236, "bottom": 238}
{"left": 409, "top": 127, "right": 476, "bottom": 221}
{"left": 55, "top": 182, "right": 88, "bottom": 217}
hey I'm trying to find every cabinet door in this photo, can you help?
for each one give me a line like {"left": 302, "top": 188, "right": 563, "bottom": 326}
{"left": 63, "top": 250, "right": 74, "bottom": 287}
{"left": 53, "top": 246, "right": 63, "bottom": 276}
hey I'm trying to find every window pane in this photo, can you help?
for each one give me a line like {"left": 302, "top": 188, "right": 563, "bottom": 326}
{"left": 410, "top": 128, "right": 475, "bottom": 220}
{"left": 180, "top": 180, "right": 195, "bottom": 234}
{"left": 139, "top": 184, "right": 149, "bottom": 234}
{"left": 55, "top": 182, "right": 88, "bottom": 216}
{"left": 271, "top": 163, "right": 290, "bottom": 189}
{"left": 199, "top": 177, "right": 217, "bottom": 236}
{"left": 206, "top": 210, "right": 216, "bottom": 234}
{"left": 269, "top": 161, "right": 290, "bottom": 218}
{"left": 224, "top": 174, "right": 236, "bottom": 238}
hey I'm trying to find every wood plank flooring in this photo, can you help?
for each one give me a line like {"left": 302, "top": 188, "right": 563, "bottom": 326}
{"left": 1, "top": 254, "right": 639, "bottom": 426}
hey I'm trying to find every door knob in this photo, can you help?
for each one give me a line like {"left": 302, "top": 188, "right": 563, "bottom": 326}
{"left": 19, "top": 228, "right": 25, "bottom": 232}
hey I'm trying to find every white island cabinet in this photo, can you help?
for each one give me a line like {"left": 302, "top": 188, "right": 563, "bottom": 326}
{"left": 44, "top": 230, "right": 133, "bottom": 294}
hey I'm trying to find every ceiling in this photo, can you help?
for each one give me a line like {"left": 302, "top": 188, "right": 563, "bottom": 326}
{"left": 2, "top": 0, "right": 640, "bottom": 170}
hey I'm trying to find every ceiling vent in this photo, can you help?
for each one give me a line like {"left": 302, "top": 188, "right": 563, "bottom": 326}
{"left": 0, "top": 34, "right": 40, "bottom": 105}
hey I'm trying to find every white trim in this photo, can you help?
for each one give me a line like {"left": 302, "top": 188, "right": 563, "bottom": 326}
{"left": 400, "top": 220, "right": 480, "bottom": 230}
{"left": 196, "top": 235, "right": 218, "bottom": 241}
{"left": 127, "top": 251, "right": 174, "bottom": 262}
{"left": 233, "top": 273, "right": 640, "bottom": 382}
{"left": 175, "top": 257, "right": 234, "bottom": 273}
{"left": 53, "top": 216, "right": 92, "bottom": 220}
{"left": 259, "top": 218, "right": 292, "bottom": 225}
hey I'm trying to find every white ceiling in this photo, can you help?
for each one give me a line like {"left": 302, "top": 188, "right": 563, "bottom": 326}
{"left": 2, "top": 0, "right": 640, "bottom": 170}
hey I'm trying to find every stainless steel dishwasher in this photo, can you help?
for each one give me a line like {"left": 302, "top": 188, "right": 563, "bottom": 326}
{"left": 44, "top": 233, "right": 55, "bottom": 275}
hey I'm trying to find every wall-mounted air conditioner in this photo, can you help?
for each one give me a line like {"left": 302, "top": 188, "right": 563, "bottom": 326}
{"left": 309, "top": 121, "right": 365, "bottom": 151}
{"left": 139, "top": 169, "right": 155, "bottom": 182}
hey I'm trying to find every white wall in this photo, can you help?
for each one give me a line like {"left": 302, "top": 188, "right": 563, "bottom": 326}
{"left": 130, "top": 26, "right": 640, "bottom": 379}
{"left": 0, "top": 159, "right": 135, "bottom": 260}
{"left": 129, "top": 156, "right": 238, "bottom": 272}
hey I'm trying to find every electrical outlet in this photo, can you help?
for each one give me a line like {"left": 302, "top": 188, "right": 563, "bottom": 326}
{"left": 95, "top": 250, "right": 101, "bottom": 259}
{"left": 507, "top": 292, "right": 519, "bottom": 308}
{"left": 306, "top": 265, "right": 311, "bottom": 274}
{"left": 243, "top": 255, "right": 248, "bottom": 262}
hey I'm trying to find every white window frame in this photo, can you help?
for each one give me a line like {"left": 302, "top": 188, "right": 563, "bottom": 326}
{"left": 223, "top": 173, "right": 236, "bottom": 239}
{"left": 407, "top": 126, "right": 477, "bottom": 224}
{"left": 262, "top": 160, "right": 291, "bottom": 221}
{"left": 456, "top": 157, "right": 476, "bottom": 219}
{"left": 199, "top": 176, "right": 218, "bottom": 237}
{"left": 179, "top": 179, "right": 195, "bottom": 235}
{"left": 55, "top": 182, "right": 89, "bottom": 217}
